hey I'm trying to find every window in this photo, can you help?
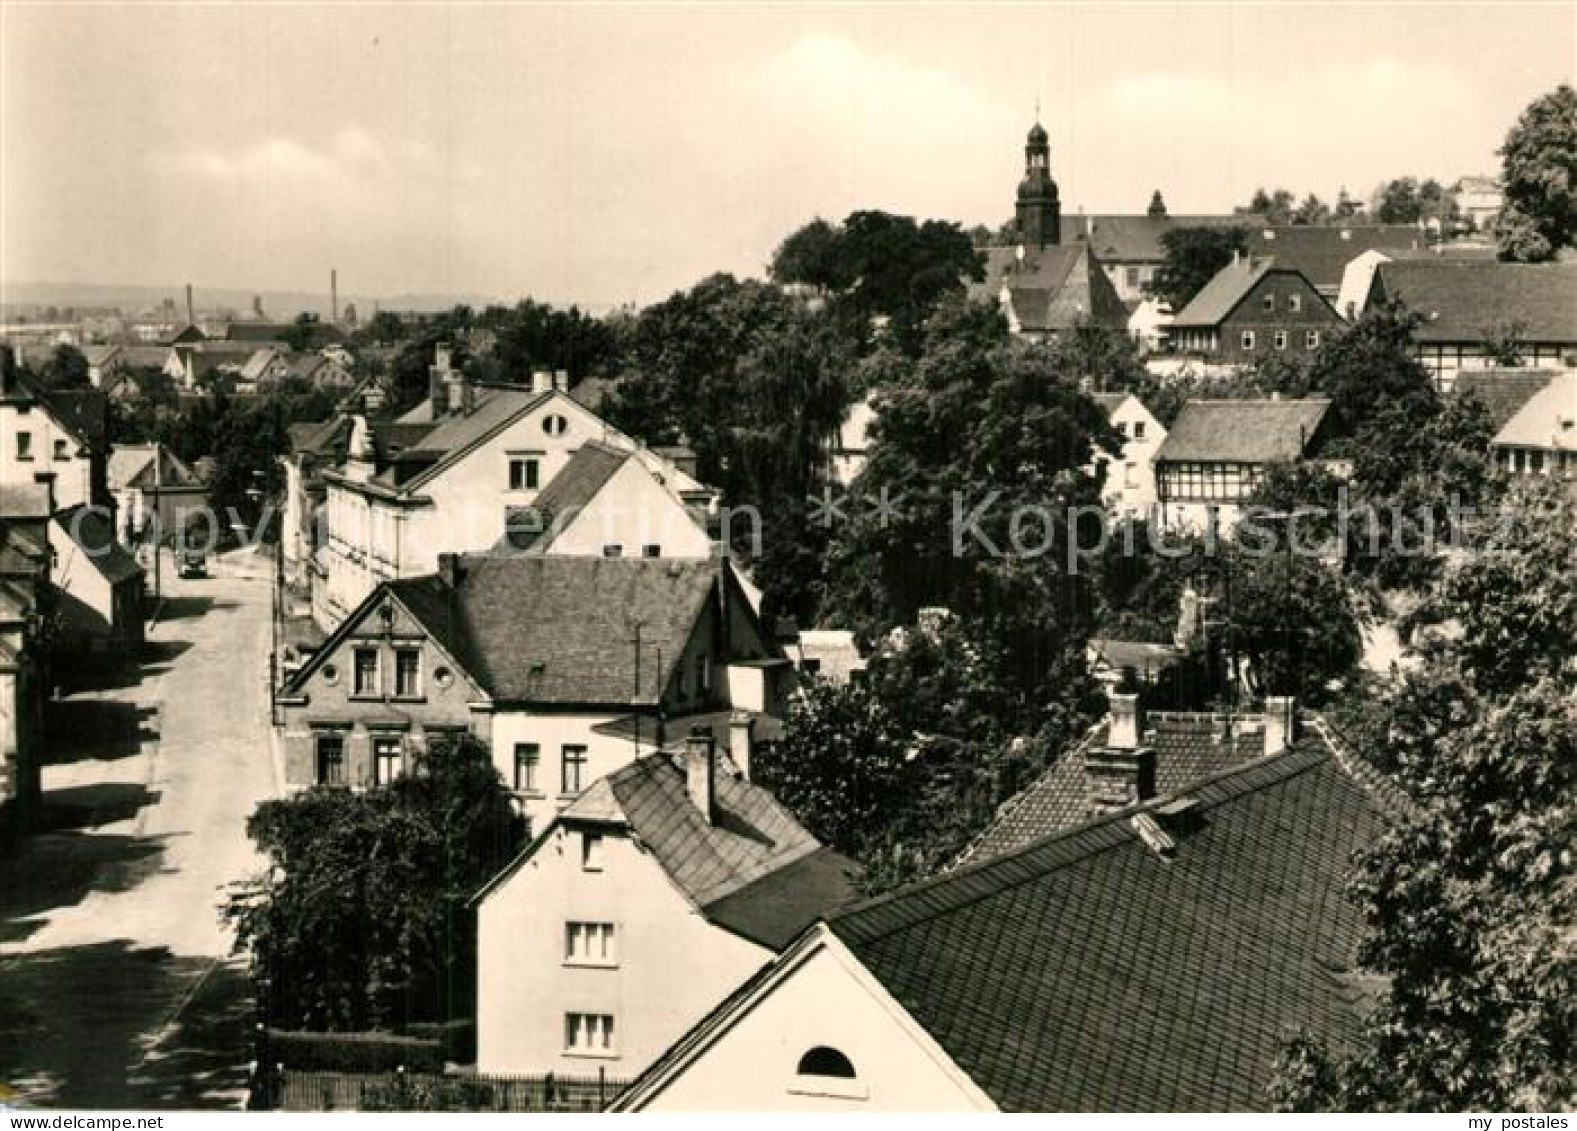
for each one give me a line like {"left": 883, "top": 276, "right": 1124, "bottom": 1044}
{"left": 1306, "top": 329, "right": 1322, "bottom": 349}
{"left": 542, "top": 414, "right": 569, "bottom": 436}
{"left": 1133, "top": 421, "right": 1147, "bottom": 440}
{"left": 797, "top": 1047, "right": 856, "bottom": 1079}
{"left": 373, "top": 735, "right": 403, "bottom": 784}
{"left": 1124, "top": 462, "right": 1138, "bottom": 489}
{"left": 394, "top": 648, "right": 421, "bottom": 698}
{"left": 564, "top": 1012, "right": 615, "bottom": 1056}
{"left": 581, "top": 831, "right": 605, "bottom": 871}
{"left": 1124, "top": 266, "right": 1140, "bottom": 288}
{"left": 352, "top": 648, "right": 380, "bottom": 696}
{"left": 15, "top": 431, "right": 32, "bottom": 460}
{"left": 1262, "top": 293, "right": 1275, "bottom": 312}
{"left": 641, "top": 544, "right": 661, "bottom": 558}
{"left": 513, "top": 742, "right": 540, "bottom": 793}
{"left": 508, "top": 456, "right": 540, "bottom": 491}
{"left": 1273, "top": 330, "right": 1289, "bottom": 350}
{"left": 565, "top": 921, "right": 617, "bottom": 966}
{"left": 561, "top": 745, "right": 589, "bottom": 795}
{"left": 316, "top": 734, "right": 346, "bottom": 785}
{"left": 53, "top": 439, "right": 69, "bottom": 461}
{"left": 1289, "top": 293, "right": 1302, "bottom": 313}
{"left": 1240, "top": 331, "right": 1256, "bottom": 351}
{"left": 602, "top": 544, "right": 623, "bottom": 558}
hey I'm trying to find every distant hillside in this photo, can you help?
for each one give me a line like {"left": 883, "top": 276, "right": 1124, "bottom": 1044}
{"left": 0, "top": 280, "right": 500, "bottom": 318}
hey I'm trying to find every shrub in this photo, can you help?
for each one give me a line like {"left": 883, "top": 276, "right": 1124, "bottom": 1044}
{"left": 266, "top": 1029, "right": 445, "bottom": 1074}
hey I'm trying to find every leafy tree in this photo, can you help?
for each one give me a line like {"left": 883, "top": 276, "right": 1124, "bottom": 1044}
{"left": 478, "top": 298, "right": 619, "bottom": 382}
{"left": 769, "top": 218, "right": 851, "bottom": 292}
{"left": 1293, "top": 193, "right": 1331, "bottom": 226}
{"left": 1333, "top": 186, "right": 1363, "bottom": 221}
{"left": 30, "top": 343, "right": 91, "bottom": 390}
{"left": 1240, "top": 187, "right": 1296, "bottom": 224}
{"left": 360, "top": 310, "right": 409, "bottom": 345}
{"left": 1149, "top": 225, "right": 1251, "bottom": 311}
{"left": 281, "top": 313, "right": 324, "bottom": 353}
{"left": 227, "top": 735, "right": 521, "bottom": 1031}
{"left": 1495, "top": 84, "right": 1577, "bottom": 262}
{"left": 1305, "top": 299, "right": 1436, "bottom": 444}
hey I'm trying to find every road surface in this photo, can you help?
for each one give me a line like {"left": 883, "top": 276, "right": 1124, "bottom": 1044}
{"left": 0, "top": 550, "right": 277, "bottom": 1109}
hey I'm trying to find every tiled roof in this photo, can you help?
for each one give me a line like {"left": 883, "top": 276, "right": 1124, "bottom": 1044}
{"left": 1247, "top": 225, "right": 1427, "bottom": 290}
{"left": 53, "top": 504, "right": 144, "bottom": 585}
{"left": 975, "top": 245, "right": 1129, "bottom": 332}
{"left": 1453, "top": 369, "right": 1565, "bottom": 431}
{"left": 386, "top": 556, "right": 722, "bottom": 705}
{"left": 107, "top": 444, "right": 202, "bottom": 491}
{"left": 1168, "top": 256, "right": 1279, "bottom": 327}
{"left": 1058, "top": 214, "right": 1262, "bottom": 263}
{"left": 372, "top": 385, "right": 548, "bottom": 491}
{"left": 826, "top": 743, "right": 1385, "bottom": 1111}
{"left": 287, "top": 417, "right": 352, "bottom": 457}
{"left": 226, "top": 321, "right": 346, "bottom": 346}
{"left": 1492, "top": 371, "right": 1577, "bottom": 452}
{"left": 495, "top": 441, "right": 629, "bottom": 552}
{"left": 961, "top": 713, "right": 1272, "bottom": 865}
{"left": 583, "top": 751, "right": 859, "bottom": 943}
{"left": 41, "top": 388, "right": 108, "bottom": 450}
{"left": 1154, "top": 398, "right": 1331, "bottom": 464}
{"left": 1370, "top": 261, "right": 1577, "bottom": 343}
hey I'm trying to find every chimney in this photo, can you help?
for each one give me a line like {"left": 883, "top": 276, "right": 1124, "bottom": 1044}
{"left": 1109, "top": 692, "right": 1144, "bottom": 749}
{"left": 185, "top": 283, "right": 195, "bottom": 327}
{"left": 330, "top": 268, "right": 339, "bottom": 325}
{"left": 553, "top": 370, "right": 568, "bottom": 392}
{"left": 345, "top": 415, "right": 375, "bottom": 484}
{"left": 684, "top": 726, "right": 716, "bottom": 823}
{"left": 530, "top": 370, "right": 553, "bottom": 395}
{"left": 1264, "top": 696, "right": 1296, "bottom": 756}
{"left": 1084, "top": 745, "right": 1156, "bottom": 816}
{"left": 728, "top": 711, "right": 755, "bottom": 781}
{"left": 437, "top": 552, "right": 465, "bottom": 590}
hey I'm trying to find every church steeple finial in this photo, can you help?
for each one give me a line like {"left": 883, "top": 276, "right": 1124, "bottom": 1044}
{"left": 1016, "top": 115, "right": 1060, "bottom": 249}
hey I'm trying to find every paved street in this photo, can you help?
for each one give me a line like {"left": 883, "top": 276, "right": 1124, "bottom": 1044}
{"left": 0, "top": 551, "right": 278, "bottom": 1109}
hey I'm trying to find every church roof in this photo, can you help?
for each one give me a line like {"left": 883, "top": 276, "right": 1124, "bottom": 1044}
{"left": 975, "top": 244, "right": 1128, "bottom": 333}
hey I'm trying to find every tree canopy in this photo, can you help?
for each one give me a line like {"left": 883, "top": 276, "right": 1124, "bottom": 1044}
{"left": 1149, "top": 225, "right": 1251, "bottom": 311}
{"left": 1495, "top": 84, "right": 1577, "bottom": 262}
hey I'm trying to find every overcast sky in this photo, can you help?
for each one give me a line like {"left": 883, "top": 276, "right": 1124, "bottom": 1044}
{"left": 2, "top": 3, "right": 1572, "bottom": 309}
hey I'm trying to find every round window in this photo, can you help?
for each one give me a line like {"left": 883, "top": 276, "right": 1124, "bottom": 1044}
{"left": 321, "top": 664, "right": 339, "bottom": 685}
{"left": 433, "top": 666, "right": 454, "bottom": 688}
{"left": 542, "top": 414, "right": 568, "bottom": 436}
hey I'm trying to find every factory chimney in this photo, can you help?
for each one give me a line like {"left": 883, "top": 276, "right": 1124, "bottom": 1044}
{"left": 185, "top": 283, "right": 195, "bottom": 327}
{"left": 331, "top": 268, "right": 339, "bottom": 326}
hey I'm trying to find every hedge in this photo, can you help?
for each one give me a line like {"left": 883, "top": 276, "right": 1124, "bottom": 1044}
{"left": 267, "top": 1029, "right": 446, "bottom": 1074}
{"left": 405, "top": 1019, "right": 476, "bottom": 1064}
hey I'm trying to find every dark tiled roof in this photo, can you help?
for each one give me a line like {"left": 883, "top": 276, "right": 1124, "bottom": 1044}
{"left": 494, "top": 441, "right": 629, "bottom": 552}
{"left": 387, "top": 556, "right": 720, "bottom": 705}
{"left": 1155, "top": 398, "right": 1330, "bottom": 464}
{"left": 1247, "top": 225, "right": 1427, "bottom": 290}
{"left": 1370, "top": 261, "right": 1577, "bottom": 343}
{"left": 584, "top": 751, "right": 859, "bottom": 937}
{"left": 975, "top": 245, "right": 1129, "bottom": 332}
{"left": 227, "top": 321, "right": 346, "bottom": 346}
{"left": 287, "top": 417, "right": 352, "bottom": 457}
{"left": 960, "top": 714, "right": 1269, "bottom": 864}
{"left": 827, "top": 744, "right": 1385, "bottom": 1111}
{"left": 1168, "top": 256, "right": 1279, "bottom": 327}
{"left": 1453, "top": 369, "right": 1565, "bottom": 431}
{"left": 53, "top": 504, "right": 144, "bottom": 585}
{"left": 42, "top": 389, "right": 108, "bottom": 449}
{"left": 1058, "top": 214, "right": 1262, "bottom": 262}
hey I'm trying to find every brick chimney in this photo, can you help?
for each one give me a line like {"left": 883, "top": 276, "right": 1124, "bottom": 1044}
{"left": 728, "top": 711, "right": 754, "bottom": 781}
{"left": 1264, "top": 696, "right": 1296, "bottom": 756}
{"left": 684, "top": 726, "right": 716, "bottom": 823}
{"left": 1085, "top": 691, "right": 1154, "bottom": 816}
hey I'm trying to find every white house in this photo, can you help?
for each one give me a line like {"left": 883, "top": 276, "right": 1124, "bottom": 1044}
{"left": 0, "top": 361, "right": 104, "bottom": 514}
{"left": 1090, "top": 392, "right": 1166, "bottom": 516}
{"left": 1489, "top": 370, "right": 1577, "bottom": 482}
{"left": 278, "top": 554, "right": 791, "bottom": 834}
{"left": 473, "top": 727, "right": 858, "bottom": 1080}
{"left": 313, "top": 353, "right": 715, "bottom": 632}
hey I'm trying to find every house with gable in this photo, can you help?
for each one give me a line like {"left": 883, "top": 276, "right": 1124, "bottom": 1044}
{"left": 1362, "top": 260, "right": 1577, "bottom": 387}
{"left": 49, "top": 503, "right": 145, "bottom": 653}
{"left": 609, "top": 696, "right": 1391, "bottom": 1113}
{"left": 1153, "top": 397, "right": 1334, "bottom": 532}
{"left": 278, "top": 554, "right": 789, "bottom": 833}
{"left": 0, "top": 351, "right": 111, "bottom": 515}
{"left": 107, "top": 443, "right": 206, "bottom": 544}
{"left": 1488, "top": 370, "right": 1577, "bottom": 485}
{"left": 1165, "top": 256, "right": 1344, "bottom": 366}
{"left": 473, "top": 725, "right": 859, "bottom": 1079}
{"left": 312, "top": 350, "right": 716, "bottom": 632}
{"left": 1089, "top": 392, "right": 1166, "bottom": 516}
{"left": 0, "top": 495, "right": 53, "bottom": 833}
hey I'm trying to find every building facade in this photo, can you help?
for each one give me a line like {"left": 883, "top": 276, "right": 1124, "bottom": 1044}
{"left": 1166, "top": 258, "right": 1344, "bottom": 366}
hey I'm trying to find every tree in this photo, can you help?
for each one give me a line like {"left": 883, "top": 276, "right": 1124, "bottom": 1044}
{"left": 1495, "top": 84, "right": 1577, "bottom": 262}
{"left": 1147, "top": 190, "right": 1168, "bottom": 218}
{"left": 30, "top": 343, "right": 91, "bottom": 390}
{"left": 1334, "top": 186, "right": 1363, "bottom": 221}
{"left": 480, "top": 298, "right": 619, "bottom": 382}
{"left": 1240, "top": 187, "right": 1296, "bottom": 224}
{"left": 1270, "top": 481, "right": 1575, "bottom": 1112}
{"left": 227, "top": 735, "right": 521, "bottom": 1031}
{"left": 1293, "top": 193, "right": 1331, "bottom": 226}
{"left": 360, "top": 310, "right": 409, "bottom": 345}
{"left": 1149, "top": 225, "right": 1251, "bottom": 311}
{"left": 769, "top": 218, "right": 851, "bottom": 292}
{"left": 1305, "top": 299, "right": 1437, "bottom": 443}
{"left": 281, "top": 312, "right": 324, "bottom": 352}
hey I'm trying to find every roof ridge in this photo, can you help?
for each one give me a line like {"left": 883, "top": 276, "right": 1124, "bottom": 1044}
{"left": 831, "top": 743, "right": 1335, "bottom": 946}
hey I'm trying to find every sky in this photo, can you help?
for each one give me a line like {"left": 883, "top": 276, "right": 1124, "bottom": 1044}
{"left": 2, "top": 2, "right": 1573, "bottom": 310}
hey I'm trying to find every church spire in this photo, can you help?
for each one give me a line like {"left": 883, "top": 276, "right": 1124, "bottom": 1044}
{"left": 1016, "top": 118, "right": 1061, "bottom": 249}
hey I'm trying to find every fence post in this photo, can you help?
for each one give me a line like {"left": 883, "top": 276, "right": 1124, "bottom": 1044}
{"left": 599, "top": 1065, "right": 606, "bottom": 1110}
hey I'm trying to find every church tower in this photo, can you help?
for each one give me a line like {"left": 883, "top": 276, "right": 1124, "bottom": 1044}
{"left": 1015, "top": 121, "right": 1061, "bottom": 249}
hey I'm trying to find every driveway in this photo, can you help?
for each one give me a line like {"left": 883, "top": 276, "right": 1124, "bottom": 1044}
{"left": 0, "top": 549, "right": 278, "bottom": 1109}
